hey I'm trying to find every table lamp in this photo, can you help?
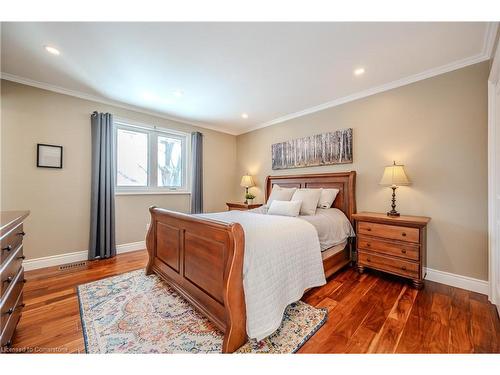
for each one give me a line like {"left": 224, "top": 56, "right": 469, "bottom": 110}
{"left": 240, "top": 174, "right": 255, "bottom": 204}
{"left": 379, "top": 161, "right": 411, "bottom": 217}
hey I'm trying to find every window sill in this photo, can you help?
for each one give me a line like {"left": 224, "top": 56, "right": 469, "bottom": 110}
{"left": 115, "top": 191, "right": 191, "bottom": 196}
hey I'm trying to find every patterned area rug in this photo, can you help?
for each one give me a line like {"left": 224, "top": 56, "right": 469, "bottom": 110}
{"left": 77, "top": 269, "right": 327, "bottom": 353}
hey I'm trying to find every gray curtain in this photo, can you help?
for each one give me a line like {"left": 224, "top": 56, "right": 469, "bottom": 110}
{"left": 89, "top": 111, "right": 116, "bottom": 259}
{"left": 191, "top": 132, "right": 203, "bottom": 214}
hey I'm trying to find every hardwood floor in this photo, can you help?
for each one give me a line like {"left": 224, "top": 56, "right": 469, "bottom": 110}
{"left": 11, "top": 250, "right": 148, "bottom": 353}
{"left": 300, "top": 270, "right": 499, "bottom": 353}
{"left": 9, "top": 250, "right": 500, "bottom": 354}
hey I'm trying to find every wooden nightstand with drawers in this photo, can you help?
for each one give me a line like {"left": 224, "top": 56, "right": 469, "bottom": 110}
{"left": 352, "top": 212, "right": 430, "bottom": 289}
{"left": 226, "top": 202, "right": 263, "bottom": 211}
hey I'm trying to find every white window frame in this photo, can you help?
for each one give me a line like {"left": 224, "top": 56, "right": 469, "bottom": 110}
{"left": 114, "top": 119, "right": 191, "bottom": 195}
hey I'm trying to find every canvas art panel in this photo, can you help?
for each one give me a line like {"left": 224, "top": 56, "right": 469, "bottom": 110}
{"left": 271, "top": 128, "right": 353, "bottom": 170}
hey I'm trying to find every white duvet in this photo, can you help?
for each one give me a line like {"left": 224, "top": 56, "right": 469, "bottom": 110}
{"left": 197, "top": 210, "right": 326, "bottom": 340}
{"left": 251, "top": 206, "right": 355, "bottom": 250}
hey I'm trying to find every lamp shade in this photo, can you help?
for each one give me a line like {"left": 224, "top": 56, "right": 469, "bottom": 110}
{"left": 240, "top": 174, "right": 255, "bottom": 188}
{"left": 379, "top": 162, "right": 411, "bottom": 186}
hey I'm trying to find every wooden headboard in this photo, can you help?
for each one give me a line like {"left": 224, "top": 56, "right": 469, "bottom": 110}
{"left": 265, "top": 171, "right": 357, "bottom": 223}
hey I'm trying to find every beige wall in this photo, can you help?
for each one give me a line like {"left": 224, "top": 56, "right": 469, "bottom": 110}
{"left": 236, "top": 61, "right": 489, "bottom": 281}
{"left": 1, "top": 61, "right": 490, "bottom": 280}
{"left": 1, "top": 80, "right": 238, "bottom": 259}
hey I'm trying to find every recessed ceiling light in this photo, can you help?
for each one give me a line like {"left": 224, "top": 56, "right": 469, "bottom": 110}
{"left": 44, "top": 45, "right": 60, "bottom": 56}
{"left": 241, "top": 113, "right": 249, "bottom": 119}
{"left": 354, "top": 68, "right": 365, "bottom": 76}
{"left": 143, "top": 92, "right": 155, "bottom": 101}
{"left": 173, "top": 90, "right": 184, "bottom": 97}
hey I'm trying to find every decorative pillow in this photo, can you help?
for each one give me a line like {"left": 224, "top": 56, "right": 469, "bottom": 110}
{"left": 265, "top": 185, "right": 297, "bottom": 207}
{"left": 291, "top": 189, "right": 322, "bottom": 215}
{"left": 267, "top": 200, "right": 302, "bottom": 217}
{"left": 317, "top": 188, "right": 340, "bottom": 208}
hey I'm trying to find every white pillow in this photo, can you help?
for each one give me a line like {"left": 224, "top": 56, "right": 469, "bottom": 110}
{"left": 291, "top": 189, "right": 322, "bottom": 215}
{"left": 318, "top": 188, "right": 340, "bottom": 208}
{"left": 266, "top": 185, "right": 297, "bottom": 207}
{"left": 267, "top": 200, "right": 302, "bottom": 217}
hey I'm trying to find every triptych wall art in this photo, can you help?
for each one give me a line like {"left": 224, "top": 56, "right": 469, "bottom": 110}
{"left": 271, "top": 128, "right": 353, "bottom": 170}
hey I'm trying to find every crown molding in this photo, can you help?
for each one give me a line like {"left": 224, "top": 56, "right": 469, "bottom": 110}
{"left": 483, "top": 21, "right": 499, "bottom": 58}
{"left": 241, "top": 53, "right": 490, "bottom": 134}
{"left": 240, "top": 22, "right": 499, "bottom": 135}
{"left": 2, "top": 22, "right": 497, "bottom": 137}
{"left": 0, "top": 73, "right": 239, "bottom": 136}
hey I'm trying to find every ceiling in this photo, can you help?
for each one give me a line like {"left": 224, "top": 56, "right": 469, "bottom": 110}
{"left": 1, "top": 22, "right": 497, "bottom": 135}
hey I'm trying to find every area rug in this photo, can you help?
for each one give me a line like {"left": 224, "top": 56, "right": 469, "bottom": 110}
{"left": 77, "top": 269, "right": 327, "bottom": 353}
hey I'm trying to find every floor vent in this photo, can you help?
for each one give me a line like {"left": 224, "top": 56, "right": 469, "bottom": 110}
{"left": 58, "top": 261, "right": 87, "bottom": 271}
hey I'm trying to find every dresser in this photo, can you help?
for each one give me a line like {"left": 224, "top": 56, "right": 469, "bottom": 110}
{"left": 226, "top": 202, "right": 263, "bottom": 211}
{"left": 352, "top": 212, "right": 430, "bottom": 289}
{"left": 1, "top": 211, "right": 29, "bottom": 349}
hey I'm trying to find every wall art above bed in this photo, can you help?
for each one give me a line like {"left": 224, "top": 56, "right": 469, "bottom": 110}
{"left": 271, "top": 128, "right": 353, "bottom": 170}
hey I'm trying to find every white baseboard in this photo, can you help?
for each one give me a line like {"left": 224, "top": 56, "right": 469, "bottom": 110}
{"left": 115, "top": 241, "right": 146, "bottom": 254}
{"left": 23, "top": 241, "right": 146, "bottom": 271}
{"left": 24, "top": 250, "right": 89, "bottom": 271}
{"left": 425, "top": 267, "right": 489, "bottom": 295}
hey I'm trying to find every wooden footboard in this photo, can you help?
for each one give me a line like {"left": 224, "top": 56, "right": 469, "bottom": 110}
{"left": 145, "top": 172, "right": 356, "bottom": 353}
{"left": 145, "top": 206, "right": 246, "bottom": 353}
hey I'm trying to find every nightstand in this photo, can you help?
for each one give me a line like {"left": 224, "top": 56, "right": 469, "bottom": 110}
{"left": 352, "top": 212, "right": 431, "bottom": 289}
{"left": 226, "top": 202, "right": 263, "bottom": 211}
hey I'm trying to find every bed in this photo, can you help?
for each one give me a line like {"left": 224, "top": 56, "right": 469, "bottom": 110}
{"left": 145, "top": 171, "right": 356, "bottom": 352}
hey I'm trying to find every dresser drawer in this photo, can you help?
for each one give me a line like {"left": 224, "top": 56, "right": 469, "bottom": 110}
{"left": 357, "top": 236, "right": 419, "bottom": 261}
{"left": 0, "top": 268, "right": 24, "bottom": 333}
{"left": 0, "top": 245, "right": 24, "bottom": 299}
{"left": 358, "top": 221, "right": 419, "bottom": 243}
{"left": 0, "top": 291, "right": 22, "bottom": 348}
{"left": 1, "top": 223, "right": 24, "bottom": 264}
{"left": 358, "top": 250, "right": 419, "bottom": 278}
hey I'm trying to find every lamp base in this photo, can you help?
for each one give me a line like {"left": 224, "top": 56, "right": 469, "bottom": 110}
{"left": 387, "top": 186, "right": 400, "bottom": 217}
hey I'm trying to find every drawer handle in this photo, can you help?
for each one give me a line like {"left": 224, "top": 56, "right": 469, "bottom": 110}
{"left": 402, "top": 232, "right": 407, "bottom": 237}
{"left": 401, "top": 249, "right": 407, "bottom": 254}
{"left": 367, "top": 258, "right": 371, "bottom": 262}
{"left": 401, "top": 266, "right": 407, "bottom": 271}
{"left": 18, "top": 231, "right": 26, "bottom": 237}
{"left": 366, "top": 243, "right": 371, "bottom": 247}
{"left": 2, "top": 245, "right": 12, "bottom": 252}
{"left": 366, "top": 228, "right": 372, "bottom": 231}
{"left": 23, "top": 279, "right": 27, "bottom": 283}
{"left": 3, "top": 276, "right": 13, "bottom": 284}
{"left": 18, "top": 255, "right": 26, "bottom": 260}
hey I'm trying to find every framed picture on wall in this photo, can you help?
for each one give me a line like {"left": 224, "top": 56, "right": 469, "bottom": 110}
{"left": 271, "top": 128, "right": 353, "bottom": 170}
{"left": 37, "top": 143, "right": 63, "bottom": 169}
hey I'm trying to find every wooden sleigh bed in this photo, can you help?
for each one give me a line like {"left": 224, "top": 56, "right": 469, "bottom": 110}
{"left": 145, "top": 171, "right": 356, "bottom": 352}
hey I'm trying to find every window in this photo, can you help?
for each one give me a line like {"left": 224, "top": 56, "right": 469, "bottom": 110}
{"left": 157, "top": 135, "right": 183, "bottom": 187}
{"left": 114, "top": 121, "right": 190, "bottom": 194}
{"left": 116, "top": 128, "right": 148, "bottom": 187}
